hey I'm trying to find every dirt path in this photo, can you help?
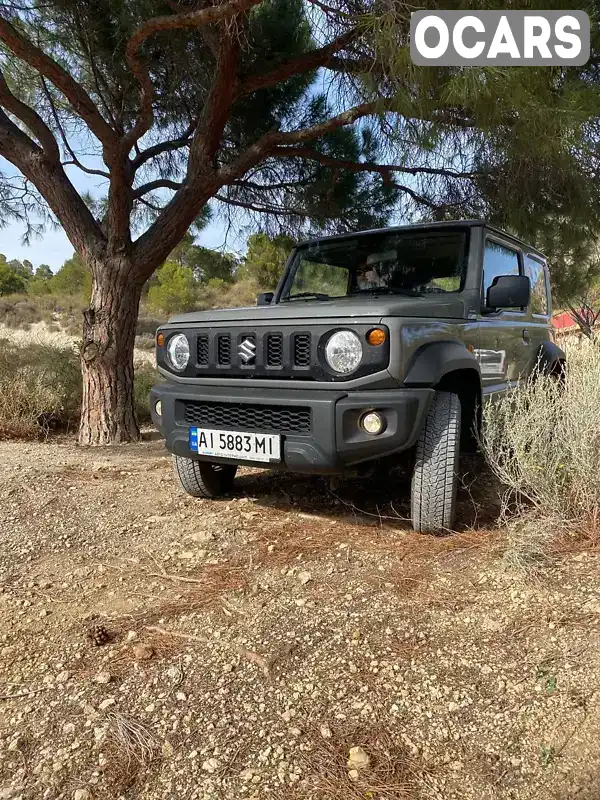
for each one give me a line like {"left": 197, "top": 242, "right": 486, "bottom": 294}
{"left": 1, "top": 438, "right": 599, "bottom": 800}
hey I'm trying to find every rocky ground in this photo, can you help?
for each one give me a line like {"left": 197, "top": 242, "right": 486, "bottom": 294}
{"left": 1, "top": 437, "right": 599, "bottom": 800}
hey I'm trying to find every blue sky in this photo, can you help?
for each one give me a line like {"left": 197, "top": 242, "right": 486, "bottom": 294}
{"left": 0, "top": 154, "right": 239, "bottom": 271}
{"left": 0, "top": 214, "right": 233, "bottom": 271}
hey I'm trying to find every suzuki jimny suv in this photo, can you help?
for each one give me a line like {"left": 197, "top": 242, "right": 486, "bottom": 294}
{"left": 150, "top": 221, "right": 565, "bottom": 533}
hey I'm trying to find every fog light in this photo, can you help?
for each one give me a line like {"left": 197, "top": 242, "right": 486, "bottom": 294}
{"left": 155, "top": 400, "right": 162, "bottom": 416}
{"left": 360, "top": 411, "right": 386, "bottom": 435}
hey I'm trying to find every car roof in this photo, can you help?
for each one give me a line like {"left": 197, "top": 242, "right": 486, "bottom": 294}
{"left": 300, "top": 220, "right": 547, "bottom": 259}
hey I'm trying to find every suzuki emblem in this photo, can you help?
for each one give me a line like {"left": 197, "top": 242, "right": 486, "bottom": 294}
{"left": 238, "top": 337, "right": 256, "bottom": 364}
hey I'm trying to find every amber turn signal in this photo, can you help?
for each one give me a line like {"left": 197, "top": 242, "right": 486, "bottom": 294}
{"left": 366, "top": 328, "right": 386, "bottom": 346}
{"left": 156, "top": 332, "right": 165, "bottom": 347}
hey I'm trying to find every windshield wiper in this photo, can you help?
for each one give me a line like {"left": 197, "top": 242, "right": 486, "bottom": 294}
{"left": 284, "top": 292, "right": 332, "bottom": 301}
{"left": 348, "top": 287, "right": 422, "bottom": 297}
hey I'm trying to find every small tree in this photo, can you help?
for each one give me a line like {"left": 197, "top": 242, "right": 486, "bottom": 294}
{"left": 241, "top": 232, "right": 295, "bottom": 289}
{"left": 0, "top": 259, "right": 27, "bottom": 295}
{"left": 51, "top": 253, "right": 92, "bottom": 298}
{"left": 147, "top": 261, "right": 197, "bottom": 316}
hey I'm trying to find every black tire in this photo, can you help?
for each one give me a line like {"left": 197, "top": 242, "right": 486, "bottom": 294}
{"left": 411, "top": 391, "right": 461, "bottom": 534}
{"left": 172, "top": 455, "right": 237, "bottom": 499}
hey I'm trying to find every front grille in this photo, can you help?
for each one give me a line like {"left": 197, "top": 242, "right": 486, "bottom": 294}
{"left": 266, "top": 333, "right": 283, "bottom": 367}
{"left": 197, "top": 335, "right": 209, "bottom": 366}
{"left": 183, "top": 401, "right": 311, "bottom": 434}
{"left": 293, "top": 333, "right": 311, "bottom": 367}
{"left": 217, "top": 334, "right": 231, "bottom": 366}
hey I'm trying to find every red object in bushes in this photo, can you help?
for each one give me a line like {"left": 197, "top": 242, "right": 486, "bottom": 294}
{"left": 552, "top": 311, "right": 577, "bottom": 331}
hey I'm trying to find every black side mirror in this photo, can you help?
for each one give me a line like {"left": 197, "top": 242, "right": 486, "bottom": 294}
{"left": 257, "top": 292, "right": 274, "bottom": 306}
{"left": 486, "top": 275, "right": 530, "bottom": 310}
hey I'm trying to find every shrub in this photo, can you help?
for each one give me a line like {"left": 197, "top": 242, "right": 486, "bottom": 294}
{"left": 134, "top": 362, "right": 163, "bottom": 424}
{"left": 0, "top": 296, "right": 43, "bottom": 328}
{"left": 0, "top": 339, "right": 82, "bottom": 438}
{"left": 0, "top": 337, "right": 162, "bottom": 437}
{"left": 481, "top": 341, "right": 600, "bottom": 564}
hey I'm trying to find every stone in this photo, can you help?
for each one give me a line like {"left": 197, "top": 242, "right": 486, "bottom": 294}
{"left": 297, "top": 571, "right": 312, "bottom": 586}
{"left": 347, "top": 746, "right": 370, "bottom": 771}
{"left": 73, "top": 790, "right": 90, "bottom": 800}
{"left": 98, "top": 698, "right": 115, "bottom": 710}
{"left": 320, "top": 724, "right": 332, "bottom": 739}
{"left": 202, "top": 758, "right": 219, "bottom": 774}
{"left": 132, "top": 643, "right": 154, "bottom": 661}
{"left": 94, "top": 672, "right": 111, "bottom": 685}
{"left": 56, "top": 671, "right": 70, "bottom": 684}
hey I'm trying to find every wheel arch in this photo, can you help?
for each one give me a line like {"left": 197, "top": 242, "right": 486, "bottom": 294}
{"left": 404, "top": 341, "right": 482, "bottom": 451}
{"left": 537, "top": 340, "right": 566, "bottom": 377}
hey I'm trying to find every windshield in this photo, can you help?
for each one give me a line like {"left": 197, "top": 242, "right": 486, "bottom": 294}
{"left": 280, "top": 229, "right": 469, "bottom": 301}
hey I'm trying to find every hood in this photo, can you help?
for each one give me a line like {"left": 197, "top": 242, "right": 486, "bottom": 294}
{"left": 167, "top": 294, "right": 466, "bottom": 324}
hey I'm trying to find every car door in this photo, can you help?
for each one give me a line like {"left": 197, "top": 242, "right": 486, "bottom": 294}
{"left": 477, "top": 236, "right": 531, "bottom": 396}
{"left": 523, "top": 252, "right": 552, "bottom": 373}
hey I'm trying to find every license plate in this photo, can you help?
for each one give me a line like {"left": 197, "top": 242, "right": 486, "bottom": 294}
{"left": 189, "top": 427, "right": 281, "bottom": 463}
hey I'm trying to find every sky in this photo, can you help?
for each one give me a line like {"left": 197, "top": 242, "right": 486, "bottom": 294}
{"left": 0, "top": 214, "right": 234, "bottom": 271}
{"left": 0, "top": 153, "right": 240, "bottom": 272}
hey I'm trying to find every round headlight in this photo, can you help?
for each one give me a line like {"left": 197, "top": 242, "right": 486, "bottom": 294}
{"left": 325, "top": 330, "right": 363, "bottom": 374}
{"left": 166, "top": 333, "right": 190, "bottom": 371}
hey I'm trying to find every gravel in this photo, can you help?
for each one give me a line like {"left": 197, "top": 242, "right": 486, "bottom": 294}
{"left": 1, "top": 438, "right": 600, "bottom": 799}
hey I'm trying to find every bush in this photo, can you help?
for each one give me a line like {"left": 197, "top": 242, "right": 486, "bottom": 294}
{"left": 0, "top": 296, "right": 43, "bottom": 328}
{"left": 134, "top": 361, "right": 163, "bottom": 424}
{"left": 0, "top": 339, "right": 82, "bottom": 438}
{"left": 481, "top": 341, "right": 600, "bottom": 564}
{"left": 0, "top": 338, "right": 161, "bottom": 438}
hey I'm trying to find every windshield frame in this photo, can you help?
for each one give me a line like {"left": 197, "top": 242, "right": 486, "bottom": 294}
{"left": 277, "top": 226, "right": 471, "bottom": 303}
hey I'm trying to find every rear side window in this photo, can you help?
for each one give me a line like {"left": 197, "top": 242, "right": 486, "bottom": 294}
{"left": 525, "top": 255, "right": 549, "bottom": 316}
{"left": 482, "top": 240, "right": 521, "bottom": 302}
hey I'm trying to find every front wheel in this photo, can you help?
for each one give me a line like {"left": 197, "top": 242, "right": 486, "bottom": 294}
{"left": 173, "top": 456, "right": 237, "bottom": 499}
{"left": 411, "top": 391, "right": 461, "bottom": 534}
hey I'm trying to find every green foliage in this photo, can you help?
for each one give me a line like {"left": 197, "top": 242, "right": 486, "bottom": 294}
{"left": 0, "top": 260, "right": 27, "bottom": 296}
{"left": 51, "top": 254, "right": 91, "bottom": 299}
{"left": 170, "top": 237, "right": 236, "bottom": 284}
{"left": 239, "top": 233, "right": 295, "bottom": 290}
{"left": 147, "top": 260, "right": 197, "bottom": 315}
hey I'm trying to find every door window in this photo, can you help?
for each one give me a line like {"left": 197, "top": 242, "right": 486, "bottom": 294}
{"left": 482, "top": 240, "right": 521, "bottom": 304}
{"left": 525, "top": 256, "right": 549, "bottom": 316}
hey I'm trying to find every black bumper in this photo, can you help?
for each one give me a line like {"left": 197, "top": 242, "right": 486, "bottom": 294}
{"left": 150, "top": 382, "right": 434, "bottom": 475}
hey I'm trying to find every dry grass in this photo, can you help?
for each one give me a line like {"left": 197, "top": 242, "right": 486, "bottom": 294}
{"left": 298, "top": 723, "right": 426, "bottom": 799}
{"left": 101, "top": 712, "right": 161, "bottom": 796}
{"left": 481, "top": 341, "right": 600, "bottom": 568}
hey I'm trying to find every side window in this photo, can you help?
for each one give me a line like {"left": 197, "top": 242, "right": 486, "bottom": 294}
{"left": 482, "top": 240, "right": 521, "bottom": 304}
{"left": 525, "top": 255, "right": 549, "bottom": 316}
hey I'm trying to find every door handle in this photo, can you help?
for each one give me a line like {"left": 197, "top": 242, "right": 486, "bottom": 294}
{"left": 522, "top": 329, "right": 531, "bottom": 344}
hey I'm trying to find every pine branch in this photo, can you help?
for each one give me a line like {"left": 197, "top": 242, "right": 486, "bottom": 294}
{"left": 238, "top": 29, "right": 361, "bottom": 96}
{"left": 0, "top": 69, "right": 59, "bottom": 161}
{"left": 0, "top": 14, "right": 117, "bottom": 149}
{"left": 124, "top": 0, "right": 262, "bottom": 148}
{"left": 270, "top": 146, "right": 477, "bottom": 180}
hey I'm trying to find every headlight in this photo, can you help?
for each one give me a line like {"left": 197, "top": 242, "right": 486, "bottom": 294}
{"left": 166, "top": 333, "right": 190, "bottom": 371}
{"left": 325, "top": 330, "right": 363, "bottom": 374}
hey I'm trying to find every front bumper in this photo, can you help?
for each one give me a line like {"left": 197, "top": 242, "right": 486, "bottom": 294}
{"left": 150, "top": 382, "right": 434, "bottom": 475}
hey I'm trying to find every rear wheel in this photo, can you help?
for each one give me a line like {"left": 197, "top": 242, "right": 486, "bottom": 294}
{"left": 173, "top": 455, "right": 237, "bottom": 499}
{"left": 411, "top": 391, "right": 461, "bottom": 534}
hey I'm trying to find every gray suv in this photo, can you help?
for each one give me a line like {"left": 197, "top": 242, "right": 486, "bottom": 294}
{"left": 150, "top": 221, "right": 565, "bottom": 533}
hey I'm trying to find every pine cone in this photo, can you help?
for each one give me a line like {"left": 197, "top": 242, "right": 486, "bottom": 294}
{"left": 86, "top": 622, "right": 111, "bottom": 647}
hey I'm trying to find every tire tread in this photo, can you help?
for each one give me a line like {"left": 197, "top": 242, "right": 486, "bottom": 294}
{"left": 411, "top": 391, "right": 461, "bottom": 533}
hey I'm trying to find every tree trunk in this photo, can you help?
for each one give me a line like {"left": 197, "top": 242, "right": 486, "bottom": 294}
{"left": 78, "top": 258, "right": 143, "bottom": 446}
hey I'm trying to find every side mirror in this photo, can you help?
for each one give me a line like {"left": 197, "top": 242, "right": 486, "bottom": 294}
{"left": 486, "top": 275, "right": 530, "bottom": 310}
{"left": 257, "top": 292, "right": 274, "bottom": 306}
